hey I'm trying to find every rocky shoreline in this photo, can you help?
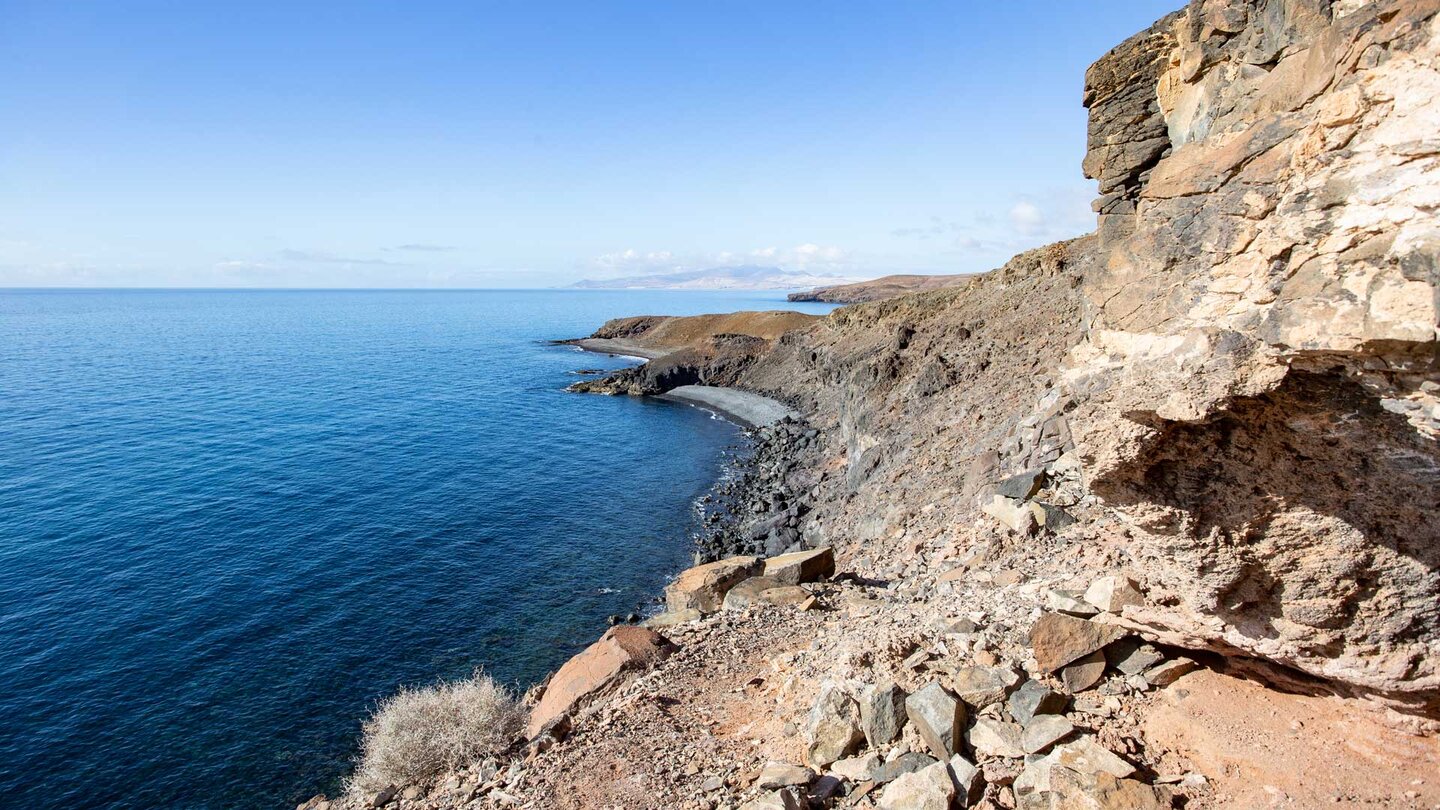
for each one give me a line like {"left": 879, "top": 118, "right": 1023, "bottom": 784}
{"left": 296, "top": 1, "right": 1440, "bottom": 807}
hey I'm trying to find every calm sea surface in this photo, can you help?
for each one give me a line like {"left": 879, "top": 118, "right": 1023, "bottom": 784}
{"left": 0, "top": 289, "right": 834, "bottom": 810}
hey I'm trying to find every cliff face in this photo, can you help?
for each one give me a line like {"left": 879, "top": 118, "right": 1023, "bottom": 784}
{"left": 741, "top": 0, "right": 1440, "bottom": 716}
{"left": 1071, "top": 0, "right": 1440, "bottom": 714}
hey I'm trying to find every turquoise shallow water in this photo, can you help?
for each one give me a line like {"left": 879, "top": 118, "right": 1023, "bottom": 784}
{"left": 0, "top": 289, "right": 833, "bottom": 810}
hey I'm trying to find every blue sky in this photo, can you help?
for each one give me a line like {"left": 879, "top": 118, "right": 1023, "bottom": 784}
{"left": 0, "top": 1, "right": 1179, "bottom": 288}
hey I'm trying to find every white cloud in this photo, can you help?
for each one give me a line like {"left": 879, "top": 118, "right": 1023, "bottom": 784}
{"left": 588, "top": 243, "right": 851, "bottom": 276}
{"left": 1008, "top": 201, "right": 1046, "bottom": 236}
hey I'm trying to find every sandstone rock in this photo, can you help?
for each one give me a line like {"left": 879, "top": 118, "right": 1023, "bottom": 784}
{"left": 526, "top": 625, "right": 677, "bottom": 737}
{"left": 756, "top": 762, "right": 814, "bottom": 790}
{"left": 1019, "top": 737, "right": 1136, "bottom": 796}
{"left": 830, "top": 752, "right": 882, "bottom": 782}
{"left": 806, "top": 682, "right": 865, "bottom": 767}
{"left": 872, "top": 752, "right": 938, "bottom": 785}
{"left": 966, "top": 716, "right": 1025, "bottom": 759}
{"left": 1060, "top": 650, "right": 1107, "bottom": 694}
{"left": 666, "top": 556, "right": 763, "bottom": 613}
{"left": 861, "top": 681, "right": 909, "bottom": 746}
{"left": 1047, "top": 590, "right": 1100, "bottom": 617}
{"left": 723, "top": 576, "right": 791, "bottom": 611}
{"left": 762, "top": 546, "right": 836, "bottom": 584}
{"left": 905, "top": 682, "right": 967, "bottom": 759}
{"left": 1021, "top": 714, "right": 1074, "bottom": 754}
{"left": 642, "top": 608, "right": 702, "bottom": 629}
{"left": 1029, "top": 614, "right": 1125, "bottom": 673}
{"left": 1025, "top": 768, "right": 1170, "bottom": 810}
{"left": 878, "top": 760, "right": 955, "bottom": 810}
{"left": 1008, "top": 680, "right": 1068, "bottom": 725}
{"left": 1082, "top": 576, "right": 1143, "bottom": 613}
{"left": 982, "top": 495, "right": 1039, "bottom": 535}
{"left": 950, "top": 665, "right": 1022, "bottom": 709}
{"left": 1144, "top": 657, "right": 1198, "bottom": 687}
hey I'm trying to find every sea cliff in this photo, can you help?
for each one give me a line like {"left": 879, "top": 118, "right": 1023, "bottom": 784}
{"left": 303, "top": 2, "right": 1440, "bottom": 808}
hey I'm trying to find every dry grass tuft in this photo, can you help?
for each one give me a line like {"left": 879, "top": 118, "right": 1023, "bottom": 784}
{"left": 345, "top": 669, "right": 525, "bottom": 796}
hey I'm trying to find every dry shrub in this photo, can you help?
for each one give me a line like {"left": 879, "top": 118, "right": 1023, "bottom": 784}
{"left": 346, "top": 669, "right": 525, "bottom": 796}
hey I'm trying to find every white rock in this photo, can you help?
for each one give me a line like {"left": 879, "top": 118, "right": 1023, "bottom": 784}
{"left": 1083, "top": 576, "right": 1144, "bottom": 613}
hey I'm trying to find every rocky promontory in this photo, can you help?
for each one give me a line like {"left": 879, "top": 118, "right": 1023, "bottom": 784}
{"left": 786, "top": 275, "right": 970, "bottom": 305}
{"left": 302, "top": 2, "right": 1440, "bottom": 808}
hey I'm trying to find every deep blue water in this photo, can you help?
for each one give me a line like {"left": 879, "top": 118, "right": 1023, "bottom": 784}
{"left": 0, "top": 289, "right": 834, "bottom": 810}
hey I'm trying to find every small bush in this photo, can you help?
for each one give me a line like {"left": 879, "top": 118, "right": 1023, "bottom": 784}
{"left": 346, "top": 669, "right": 526, "bottom": 796}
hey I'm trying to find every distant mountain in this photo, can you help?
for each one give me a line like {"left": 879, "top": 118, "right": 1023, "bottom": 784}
{"left": 788, "top": 273, "right": 971, "bottom": 304}
{"left": 568, "top": 265, "right": 868, "bottom": 291}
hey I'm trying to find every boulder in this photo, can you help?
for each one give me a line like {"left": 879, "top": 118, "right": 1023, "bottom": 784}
{"left": 526, "top": 626, "right": 677, "bottom": 737}
{"left": 1008, "top": 680, "right": 1069, "bottom": 725}
{"left": 997, "top": 468, "right": 1047, "bottom": 500}
{"left": 966, "top": 717, "right": 1025, "bottom": 758}
{"left": 982, "top": 495, "right": 1039, "bottom": 535}
{"left": 763, "top": 546, "right": 836, "bottom": 585}
{"left": 1106, "top": 639, "right": 1164, "bottom": 675}
{"left": 1015, "top": 736, "right": 1136, "bottom": 801}
{"left": 1144, "top": 657, "right": 1199, "bottom": 686}
{"left": 1083, "top": 576, "right": 1144, "bottom": 613}
{"left": 806, "top": 682, "right": 865, "bottom": 767}
{"left": 723, "top": 576, "right": 799, "bottom": 611}
{"left": 861, "top": 681, "right": 908, "bottom": 746}
{"left": 947, "top": 754, "right": 984, "bottom": 806}
{"left": 666, "top": 556, "right": 763, "bottom": 613}
{"left": 829, "top": 752, "right": 881, "bottom": 782}
{"left": 1046, "top": 589, "right": 1100, "bottom": 617}
{"left": 872, "top": 752, "right": 939, "bottom": 785}
{"left": 1019, "top": 768, "right": 1169, "bottom": 810}
{"left": 1021, "top": 714, "right": 1074, "bottom": 754}
{"left": 878, "top": 760, "right": 956, "bottom": 810}
{"left": 642, "top": 608, "right": 702, "bottom": 629}
{"left": 808, "top": 774, "right": 845, "bottom": 804}
{"left": 905, "top": 682, "right": 967, "bottom": 759}
{"left": 950, "top": 665, "right": 1021, "bottom": 709}
{"left": 757, "top": 762, "right": 814, "bottom": 790}
{"left": 1060, "top": 650, "right": 1107, "bottom": 693}
{"left": 1029, "top": 613, "right": 1126, "bottom": 673}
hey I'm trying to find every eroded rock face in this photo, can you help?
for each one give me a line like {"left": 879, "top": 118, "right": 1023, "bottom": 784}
{"left": 1067, "top": 0, "right": 1440, "bottom": 715}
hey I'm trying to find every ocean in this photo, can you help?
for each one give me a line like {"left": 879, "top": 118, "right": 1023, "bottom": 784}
{"left": 0, "top": 289, "right": 834, "bottom": 810}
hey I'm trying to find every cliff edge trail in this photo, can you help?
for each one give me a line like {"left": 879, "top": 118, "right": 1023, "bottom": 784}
{"left": 305, "top": 1, "right": 1440, "bottom": 808}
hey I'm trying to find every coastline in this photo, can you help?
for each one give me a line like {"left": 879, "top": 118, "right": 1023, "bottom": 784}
{"left": 570, "top": 337, "right": 670, "bottom": 360}
{"left": 570, "top": 338, "right": 801, "bottom": 430}
{"left": 658, "top": 386, "right": 801, "bottom": 430}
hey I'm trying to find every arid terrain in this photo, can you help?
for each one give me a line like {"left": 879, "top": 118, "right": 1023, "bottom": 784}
{"left": 301, "top": 1, "right": 1440, "bottom": 808}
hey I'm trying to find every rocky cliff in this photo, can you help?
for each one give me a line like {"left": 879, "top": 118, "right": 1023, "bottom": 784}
{"left": 306, "top": 2, "right": 1440, "bottom": 809}
{"left": 740, "top": 0, "right": 1440, "bottom": 718}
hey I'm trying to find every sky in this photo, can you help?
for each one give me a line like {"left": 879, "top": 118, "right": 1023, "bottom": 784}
{"left": 0, "top": 1, "right": 1180, "bottom": 288}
